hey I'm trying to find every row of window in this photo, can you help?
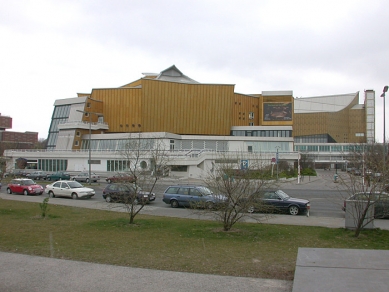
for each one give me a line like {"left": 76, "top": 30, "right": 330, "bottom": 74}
{"left": 82, "top": 139, "right": 156, "bottom": 151}
{"left": 47, "top": 105, "right": 71, "bottom": 149}
{"left": 106, "top": 160, "right": 149, "bottom": 172}
{"left": 30, "top": 159, "right": 68, "bottom": 172}
{"left": 231, "top": 130, "right": 292, "bottom": 137}
{"left": 294, "top": 144, "right": 381, "bottom": 153}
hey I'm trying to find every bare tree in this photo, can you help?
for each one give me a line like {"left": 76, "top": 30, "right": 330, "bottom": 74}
{"left": 108, "top": 131, "right": 171, "bottom": 224}
{"left": 198, "top": 152, "right": 276, "bottom": 231}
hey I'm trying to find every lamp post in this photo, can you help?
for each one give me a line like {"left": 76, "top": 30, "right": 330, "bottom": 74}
{"left": 77, "top": 110, "right": 99, "bottom": 185}
{"left": 275, "top": 146, "right": 280, "bottom": 181}
{"left": 381, "top": 85, "right": 388, "bottom": 168}
{"left": 297, "top": 151, "right": 301, "bottom": 184}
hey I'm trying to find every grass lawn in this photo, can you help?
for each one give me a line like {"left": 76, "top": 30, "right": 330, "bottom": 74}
{"left": 1, "top": 199, "right": 389, "bottom": 280}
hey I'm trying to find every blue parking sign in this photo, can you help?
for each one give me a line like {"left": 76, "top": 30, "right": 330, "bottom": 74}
{"left": 241, "top": 160, "right": 249, "bottom": 170}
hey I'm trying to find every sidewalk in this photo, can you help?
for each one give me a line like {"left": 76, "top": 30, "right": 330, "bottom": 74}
{"left": 0, "top": 252, "right": 292, "bottom": 292}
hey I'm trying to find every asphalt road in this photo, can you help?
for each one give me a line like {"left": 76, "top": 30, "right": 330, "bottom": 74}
{"left": 0, "top": 173, "right": 347, "bottom": 219}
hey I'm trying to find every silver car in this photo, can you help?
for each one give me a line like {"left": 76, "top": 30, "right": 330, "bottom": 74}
{"left": 45, "top": 180, "right": 95, "bottom": 199}
{"left": 71, "top": 172, "right": 100, "bottom": 183}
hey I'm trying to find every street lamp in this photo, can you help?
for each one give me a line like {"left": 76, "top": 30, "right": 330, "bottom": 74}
{"left": 275, "top": 146, "right": 280, "bottom": 181}
{"left": 297, "top": 151, "right": 301, "bottom": 184}
{"left": 76, "top": 110, "right": 100, "bottom": 185}
{"left": 381, "top": 85, "right": 388, "bottom": 168}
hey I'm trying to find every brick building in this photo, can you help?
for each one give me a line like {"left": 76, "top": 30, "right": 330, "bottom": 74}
{"left": 0, "top": 113, "right": 38, "bottom": 155}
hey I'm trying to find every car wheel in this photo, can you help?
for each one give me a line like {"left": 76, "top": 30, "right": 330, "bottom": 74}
{"left": 7, "top": 188, "right": 12, "bottom": 194}
{"left": 247, "top": 206, "right": 255, "bottom": 213}
{"left": 48, "top": 191, "right": 55, "bottom": 198}
{"left": 72, "top": 177, "right": 76, "bottom": 181}
{"left": 206, "top": 201, "right": 214, "bottom": 209}
{"left": 86, "top": 178, "right": 90, "bottom": 183}
{"left": 23, "top": 190, "right": 28, "bottom": 196}
{"left": 170, "top": 200, "right": 179, "bottom": 208}
{"left": 105, "top": 196, "right": 112, "bottom": 203}
{"left": 288, "top": 205, "right": 299, "bottom": 215}
{"left": 72, "top": 193, "right": 78, "bottom": 200}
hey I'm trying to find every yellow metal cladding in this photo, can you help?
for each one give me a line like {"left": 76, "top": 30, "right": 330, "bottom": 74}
{"left": 232, "top": 93, "right": 260, "bottom": 126}
{"left": 78, "top": 78, "right": 295, "bottom": 136}
{"left": 142, "top": 79, "right": 234, "bottom": 135}
{"left": 121, "top": 79, "right": 143, "bottom": 88}
{"left": 294, "top": 93, "right": 366, "bottom": 143}
{"left": 91, "top": 88, "right": 142, "bottom": 132}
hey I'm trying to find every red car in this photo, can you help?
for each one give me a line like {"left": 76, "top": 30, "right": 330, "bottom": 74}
{"left": 7, "top": 178, "right": 44, "bottom": 195}
{"left": 106, "top": 173, "right": 136, "bottom": 184}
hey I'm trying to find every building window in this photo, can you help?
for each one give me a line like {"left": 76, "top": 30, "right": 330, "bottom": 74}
{"left": 75, "top": 140, "right": 79, "bottom": 146}
{"left": 171, "top": 165, "right": 188, "bottom": 172}
{"left": 76, "top": 131, "right": 80, "bottom": 137}
{"left": 355, "top": 133, "right": 365, "bottom": 137}
{"left": 86, "top": 102, "right": 91, "bottom": 108}
{"left": 85, "top": 112, "right": 89, "bottom": 117}
{"left": 249, "top": 122, "right": 254, "bottom": 126}
{"left": 249, "top": 112, "right": 254, "bottom": 119}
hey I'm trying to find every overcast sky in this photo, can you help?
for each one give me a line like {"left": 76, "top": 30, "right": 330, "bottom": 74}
{"left": 1, "top": 0, "right": 388, "bottom": 141}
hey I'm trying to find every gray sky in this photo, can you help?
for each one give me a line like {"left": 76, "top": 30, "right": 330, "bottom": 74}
{"left": 1, "top": 0, "right": 388, "bottom": 141}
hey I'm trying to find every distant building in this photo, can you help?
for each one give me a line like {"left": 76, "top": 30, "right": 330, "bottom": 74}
{"left": 0, "top": 113, "right": 38, "bottom": 155}
{"left": 3, "top": 66, "right": 374, "bottom": 177}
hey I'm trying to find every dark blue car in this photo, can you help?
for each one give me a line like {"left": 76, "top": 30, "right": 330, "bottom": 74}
{"left": 162, "top": 185, "right": 227, "bottom": 209}
{"left": 240, "top": 190, "right": 310, "bottom": 215}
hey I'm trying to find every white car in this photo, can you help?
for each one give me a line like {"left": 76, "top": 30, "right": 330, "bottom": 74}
{"left": 45, "top": 180, "right": 95, "bottom": 199}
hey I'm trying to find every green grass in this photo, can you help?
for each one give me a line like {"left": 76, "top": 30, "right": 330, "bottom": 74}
{"left": 1, "top": 200, "right": 389, "bottom": 280}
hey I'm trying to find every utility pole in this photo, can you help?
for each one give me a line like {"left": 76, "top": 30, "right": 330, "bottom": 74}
{"left": 76, "top": 110, "right": 100, "bottom": 185}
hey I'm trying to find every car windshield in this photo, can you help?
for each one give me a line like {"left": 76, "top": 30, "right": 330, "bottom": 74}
{"left": 276, "top": 190, "right": 290, "bottom": 200}
{"left": 197, "top": 186, "right": 213, "bottom": 195}
{"left": 23, "top": 180, "right": 36, "bottom": 185}
{"left": 125, "top": 185, "right": 142, "bottom": 191}
{"left": 67, "top": 181, "right": 84, "bottom": 189}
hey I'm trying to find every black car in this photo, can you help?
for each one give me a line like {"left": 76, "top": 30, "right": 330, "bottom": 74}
{"left": 240, "top": 190, "right": 310, "bottom": 215}
{"left": 102, "top": 183, "right": 156, "bottom": 204}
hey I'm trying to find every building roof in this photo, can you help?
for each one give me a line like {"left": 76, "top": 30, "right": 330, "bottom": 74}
{"left": 152, "top": 65, "right": 199, "bottom": 84}
{"left": 294, "top": 92, "right": 359, "bottom": 113}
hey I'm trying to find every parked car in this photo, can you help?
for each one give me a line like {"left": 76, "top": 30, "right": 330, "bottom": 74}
{"left": 4, "top": 170, "right": 28, "bottom": 178}
{"left": 162, "top": 185, "right": 227, "bottom": 209}
{"left": 106, "top": 173, "right": 136, "bottom": 184}
{"left": 45, "top": 180, "right": 95, "bottom": 199}
{"left": 102, "top": 183, "right": 156, "bottom": 203}
{"left": 71, "top": 172, "right": 100, "bottom": 183}
{"left": 26, "top": 171, "right": 48, "bottom": 180}
{"left": 6, "top": 178, "right": 44, "bottom": 196}
{"left": 46, "top": 172, "right": 71, "bottom": 181}
{"left": 342, "top": 192, "right": 389, "bottom": 218}
{"left": 239, "top": 189, "right": 310, "bottom": 215}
